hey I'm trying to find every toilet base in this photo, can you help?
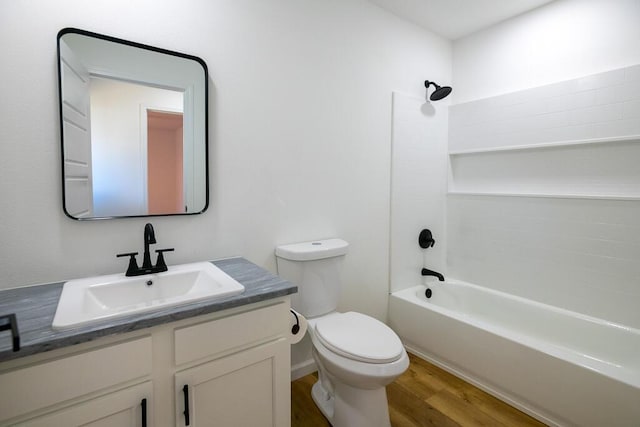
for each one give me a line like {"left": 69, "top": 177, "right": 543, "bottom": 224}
{"left": 311, "top": 379, "right": 392, "bottom": 427}
{"left": 311, "top": 380, "right": 334, "bottom": 421}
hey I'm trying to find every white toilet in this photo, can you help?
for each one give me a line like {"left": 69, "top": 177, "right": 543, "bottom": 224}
{"left": 276, "top": 238, "right": 409, "bottom": 427}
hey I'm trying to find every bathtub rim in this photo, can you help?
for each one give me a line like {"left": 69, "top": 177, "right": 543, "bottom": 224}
{"left": 402, "top": 278, "right": 640, "bottom": 334}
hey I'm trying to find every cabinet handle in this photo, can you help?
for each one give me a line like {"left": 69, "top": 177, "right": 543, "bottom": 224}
{"left": 141, "top": 398, "right": 147, "bottom": 427}
{"left": 182, "top": 384, "right": 190, "bottom": 426}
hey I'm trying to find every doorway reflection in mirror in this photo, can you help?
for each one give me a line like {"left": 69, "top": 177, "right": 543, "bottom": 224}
{"left": 89, "top": 78, "right": 184, "bottom": 217}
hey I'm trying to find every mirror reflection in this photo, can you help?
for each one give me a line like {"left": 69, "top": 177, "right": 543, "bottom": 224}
{"left": 57, "top": 28, "right": 208, "bottom": 219}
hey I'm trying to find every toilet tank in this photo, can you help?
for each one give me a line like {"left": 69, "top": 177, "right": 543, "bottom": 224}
{"left": 275, "top": 239, "right": 349, "bottom": 318}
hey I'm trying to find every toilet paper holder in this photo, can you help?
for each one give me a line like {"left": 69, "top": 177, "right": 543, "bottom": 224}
{"left": 290, "top": 309, "right": 300, "bottom": 335}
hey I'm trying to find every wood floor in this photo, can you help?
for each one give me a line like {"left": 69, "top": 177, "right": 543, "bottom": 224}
{"left": 291, "top": 352, "right": 546, "bottom": 427}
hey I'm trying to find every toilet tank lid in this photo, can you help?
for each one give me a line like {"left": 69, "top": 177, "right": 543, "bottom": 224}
{"left": 275, "top": 239, "right": 349, "bottom": 261}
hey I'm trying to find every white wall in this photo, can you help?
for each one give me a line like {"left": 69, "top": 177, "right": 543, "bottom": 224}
{"left": 453, "top": 0, "right": 640, "bottom": 103}
{"left": 448, "top": 0, "right": 640, "bottom": 328}
{"left": 0, "top": 1, "right": 450, "bottom": 326}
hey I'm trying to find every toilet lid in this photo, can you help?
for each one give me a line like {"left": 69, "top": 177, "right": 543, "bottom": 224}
{"left": 314, "top": 312, "right": 404, "bottom": 364}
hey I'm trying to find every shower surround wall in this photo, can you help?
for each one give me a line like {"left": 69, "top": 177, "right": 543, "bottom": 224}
{"left": 389, "top": 92, "right": 448, "bottom": 294}
{"left": 447, "top": 65, "right": 640, "bottom": 328}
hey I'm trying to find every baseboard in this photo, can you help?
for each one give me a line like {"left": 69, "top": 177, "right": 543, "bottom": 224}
{"left": 291, "top": 358, "right": 317, "bottom": 381}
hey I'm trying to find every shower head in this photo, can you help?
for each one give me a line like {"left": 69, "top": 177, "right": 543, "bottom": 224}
{"left": 424, "top": 80, "right": 452, "bottom": 101}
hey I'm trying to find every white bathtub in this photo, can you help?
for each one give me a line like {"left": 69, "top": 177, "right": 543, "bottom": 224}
{"left": 389, "top": 280, "right": 640, "bottom": 427}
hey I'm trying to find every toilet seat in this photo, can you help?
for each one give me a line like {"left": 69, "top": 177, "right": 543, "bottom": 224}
{"left": 314, "top": 312, "right": 403, "bottom": 364}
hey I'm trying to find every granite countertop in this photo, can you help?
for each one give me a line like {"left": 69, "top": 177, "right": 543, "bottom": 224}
{"left": 0, "top": 257, "right": 296, "bottom": 362}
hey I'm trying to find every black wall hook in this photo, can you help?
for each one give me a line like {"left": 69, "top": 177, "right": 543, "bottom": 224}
{"left": 419, "top": 229, "right": 436, "bottom": 248}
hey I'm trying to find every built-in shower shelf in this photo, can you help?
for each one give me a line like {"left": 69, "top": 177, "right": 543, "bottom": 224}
{"left": 447, "top": 191, "right": 640, "bottom": 201}
{"left": 447, "top": 134, "right": 640, "bottom": 200}
{"left": 448, "top": 134, "right": 640, "bottom": 156}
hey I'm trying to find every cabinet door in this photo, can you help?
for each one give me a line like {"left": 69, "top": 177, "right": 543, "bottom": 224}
{"left": 0, "top": 337, "right": 152, "bottom": 422}
{"left": 18, "top": 381, "right": 152, "bottom": 427}
{"left": 175, "top": 339, "right": 290, "bottom": 427}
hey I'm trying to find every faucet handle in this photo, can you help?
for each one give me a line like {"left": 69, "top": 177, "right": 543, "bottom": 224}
{"left": 419, "top": 229, "right": 436, "bottom": 248}
{"left": 117, "top": 252, "right": 140, "bottom": 276}
{"left": 154, "top": 248, "right": 174, "bottom": 272}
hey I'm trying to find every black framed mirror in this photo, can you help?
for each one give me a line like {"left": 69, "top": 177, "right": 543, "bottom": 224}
{"left": 57, "top": 28, "right": 208, "bottom": 220}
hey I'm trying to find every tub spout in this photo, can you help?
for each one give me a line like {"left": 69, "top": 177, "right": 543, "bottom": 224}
{"left": 421, "top": 268, "right": 444, "bottom": 281}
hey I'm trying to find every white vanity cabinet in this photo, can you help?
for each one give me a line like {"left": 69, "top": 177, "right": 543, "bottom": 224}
{"left": 0, "top": 298, "right": 291, "bottom": 427}
{"left": 17, "top": 382, "right": 152, "bottom": 427}
{"left": 172, "top": 301, "right": 291, "bottom": 427}
{"left": 0, "top": 336, "right": 153, "bottom": 426}
{"left": 175, "top": 340, "right": 289, "bottom": 427}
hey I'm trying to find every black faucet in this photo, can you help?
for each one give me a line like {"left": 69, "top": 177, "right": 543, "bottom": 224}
{"left": 117, "top": 223, "right": 174, "bottom": 276}
{"left": 421, "top": 268, "right": 444, "bottom": 281}
{"left": 142, "top": 223, "right": 156, "bottom": 269}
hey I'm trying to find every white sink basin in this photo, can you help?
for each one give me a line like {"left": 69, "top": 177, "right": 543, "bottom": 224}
{"left": 52, "top": 262, "right": 245, "bottom": 329}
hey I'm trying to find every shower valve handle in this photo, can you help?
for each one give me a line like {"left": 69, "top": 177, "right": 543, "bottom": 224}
{"left": 419, "top": 229, "right": 436, "bottom": 248}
